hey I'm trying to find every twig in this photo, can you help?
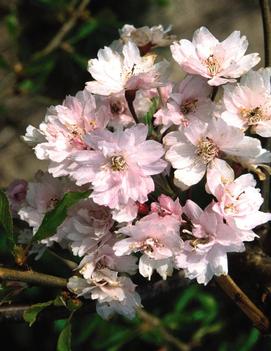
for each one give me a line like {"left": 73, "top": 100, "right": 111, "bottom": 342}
{"left": 0, "top": 267, "right": 67, "bottom": 288}
{"left": 260, "top": 0, "right": 271, "bottom": 67}
{"left": 33, "top": 0, "right": 90, "bottom": 60}
{"left": 46, "top": 249, "right": 78, "bottom": 270}
{"left": 215, "top": 274, "right": 270, "bottom": 334}
{"left": 125, "top": 90, "right": 139, "bottom": 123}
{"left": 259, "top": 0, "right": 271, "bottom": 212}
{"left": 137, "top": 309, "right": 191, "bottom": 351}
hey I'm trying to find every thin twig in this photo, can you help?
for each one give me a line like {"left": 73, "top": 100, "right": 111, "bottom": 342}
{"left": 125, "top": 90, "right": 139, "bottom": 124}
{"left": 0, "top": 267, "right": 67, "bottom": 288}
{"left": 215, "top": 274, "right": 270, "bottom": 334}
{"left": 259, "top": 0, "right": 271, "bottom": 212}
{"left": 137, "top": 309, "right": 191, "bottom": 351}
{"left": 46, "top": 249, "right": 78, "bottom": 270}
{"left": 33, "top": 0, "right": 90, "bottom": 60}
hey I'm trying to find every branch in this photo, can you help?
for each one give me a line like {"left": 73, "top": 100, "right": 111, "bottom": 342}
{"left": 33, "top": 0, "right": 90, "bottom": 60}
{"left": 137, "top": 309, "right": 191, "bottom": 351}
{"left": 260, "top": 0, "right": 271, "bottom": 67}
{"left": 259, "top": 0, "right": 271, "bottom": 211}
{"left": 0, "top": 267, "right": 67, "bottom": 288}
{"left": 215, "top": 274, "right": 270, "bottom": 334}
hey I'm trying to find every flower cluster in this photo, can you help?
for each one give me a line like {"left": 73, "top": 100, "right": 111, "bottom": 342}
{"left": 10, "top": 24, "right": 271, "bottom": 320}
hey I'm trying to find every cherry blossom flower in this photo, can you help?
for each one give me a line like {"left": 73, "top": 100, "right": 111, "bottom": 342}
{"left": 114, "top": 213, "right": 183, "bottom": 279}
{"left": 171, "top": 27, "right": 260, "bottom": 86}
{"left": 78, "top": 242, "right": 138, "bottom": 280}
{"left": 154, "top": 75, "right": 213, "bottom": 132}
{"left": 164, "top": 118, "right": 263, "bottom": 189}
{"left": 26, "top": 90, "right": 109, "bottom": 177}
{"left": 150, "top": 194, "right": 183, "bottom": 223}
{"left": 119, "top": 24, "right": 176, "bottom": 55}
{"left": 18, "top": 171, "right": 77, "bottom": 246}
{"left": 175, "top": 200, "right": 245, "bottom": 285}
{"left": 71, "top": 124, "right": 167, "bottom": 222}
{"left": 221, "top": 68, "right": 271, "bottom": 136}
{"left": 102, "top": 92, "right": 134, "bottom": 129}
{"left": 207, "top": 165, "right": 271, "bottom": 231}
{"left": 62, "top": 199, "right": 113, "bottom": 257}
{"left": 86, "top": 41, "right": 168, "bottom": 96}
{"left": 67, "top": 270, "right": 141, "bottom": 319}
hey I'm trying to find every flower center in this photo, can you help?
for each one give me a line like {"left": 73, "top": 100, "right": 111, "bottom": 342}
{"left": 110, "top": 155, "right": 127, "bottom": 171}
{"left": 47, "top": 197, "right": 59, "bottom": 210}
{"left": 205, "top": 55, "right": 220, "bottom": 76}
{"left": 110, "top": 101, "right": 126, "bottom": 115}
{"left": 195, "top": 137, "right": 219, "bottom": 164}
{"left": 180, "top": 98, "right": 198, "bottom": 115}
{"left": 240, "top": 107, "right": 268, "bottom": 125}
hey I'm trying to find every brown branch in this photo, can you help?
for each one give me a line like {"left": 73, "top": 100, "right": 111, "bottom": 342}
{"left": 0, "top": 267, "right": 67, "bottom": 288}
{"left": 259, "top": 0, "right": 271, "bottom": 211}
{"left": 260, "top": 0, "right": 271, "bottom": 67}
{"left": 215, "top": 274, "right": 270, "bottom": 334}
{"left": 137, "top": 309, "right": 191, "bottom": 351}
{"left": 33, "top": 0, "right": 90, "bottom": 60}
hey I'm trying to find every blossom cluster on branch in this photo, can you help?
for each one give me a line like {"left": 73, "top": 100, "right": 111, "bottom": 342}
{"left": 7, "top": 24, "right": 271, "bottom": 320}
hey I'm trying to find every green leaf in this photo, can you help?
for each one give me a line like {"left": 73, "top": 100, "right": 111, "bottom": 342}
{"left": 23, "top": 300, "right": 53, "bottom": 326}
{"left": 33, "top": 191, "right": 90, "bottom": 242}
{"left": 143, "top": 97, "right": 159, "bottom": 134}
{"left": 69, "top": 19, "right": 99, "bottom": 45}
{"left": 57, "top": 320, "right": 72, "bottom": 351}
{"left": 0, "top": 190, "right": 14, "bottom": 247}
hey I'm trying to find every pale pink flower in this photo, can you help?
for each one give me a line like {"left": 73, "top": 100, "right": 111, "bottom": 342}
{"left": 119, "top": 24, "right": 176, "bottom": 55}
{"left": 78, "top": 242, "right": 138, "bottom": 279}
{"left": 171, "top": 27, "right": 260, "bottom": 86}
{"left": 67, "top": 270, "right": 141, "bottom": 319}
{"left": 151, "top": 194, "right": 183, "bottom": 223}
{"left": 18, "top": 171, "right": 77, "bottom": 246}
{"left": 175, "top": 200, "right": 245, "bottom": 285}
{"left": 114, "top": 213, "right": 182, "bottom": 279}
{"left": 154, "top": 75, "right": 213, "bottom": 132}
{"left": 234, "top": 149, "right": 271, "bottom": 180}
{"left": 207, "top": 165, "right": 271, "bottom": 231}
{"left": 62, "top": 199, "right": 113, "bottom": 257}
{"left": 86, "top": 41, "right": 168, "bottom": 96}
{"left": 6, "top": 179, "right": 28, "bottom": 214}
{"left": 99, "top": 92, "right": 134, "bottom": 130}
{"left": 164, "top": 118, "right": 263, "bottom": 189}
{"left": 71, "top": 124, "right": 167, "bottom": 222}
{"left": 27, "top": 90, "right": 109, "bottom": 177}
{"left": 221, "top": 68, "right": 271, "bottom": 136}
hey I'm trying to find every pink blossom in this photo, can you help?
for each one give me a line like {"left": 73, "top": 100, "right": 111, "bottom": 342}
{"left": 67, "top": 270, "right": 141, "bottom": 319}
{"left": 18, "top": 171, "right": 78, "bottom": 246}
{"left": 171, "top": 27, "right": 260, "bottom": 86}
{"left": 71, "top": 124, "right": 167, "bottom": 222}
{"left": 86, "top": 41, "right": 168, "bottom": 96}
{"left": 62, "top": 199, "right": 113, "bottom": 257}
{"left": 78, "top": 242, "right": 138, "bottom": 279}
{"left": 27, "top": 90, "right": 109, "bottom": 177}
{"left": 119, "top": 24, "right": 176, "bottom": 54}
{"left": 164, "top": 117, "right": 263, "bottom": 189}
{"left": 154, "top": 75, "right": 213, "bottom": 132}
{"left": 114, "top": 213, "right": 182, "bottom": 279}
{"left": 175, "top": 200, "right": 245, "bottom": 284}
{"left": 151, "top": 194, "right": 183, "bottom": 223}
{"left": 207, "top": 165, "right": 271, "bottom": 231}
{"left": 221, "top": 68, "right": 271, "bottom": 136}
